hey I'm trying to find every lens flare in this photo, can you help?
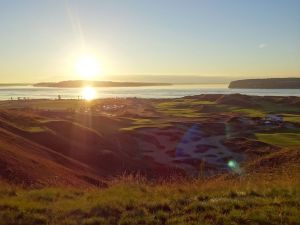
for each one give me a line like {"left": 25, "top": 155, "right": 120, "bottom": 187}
{"left": 75, "top": 55, "right": 101, "bottom": 79}
{"left": 228, "top": 160, "right": 238, "bottom": 169}
{"left": 175, "top": 125, "right": 201, "bottom": 158}
{"left": 227, "top": 160, "right": 242, "bottom": 174}
{"left": 81, "top": 86, "right": 96, "bottom": 101}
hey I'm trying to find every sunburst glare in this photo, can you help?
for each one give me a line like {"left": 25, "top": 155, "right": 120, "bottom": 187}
{"left": 81, "top": 86, "right": 97, "bottom": 101}
{"left": 75, "top": 55, "right": 101, "bottom": 79}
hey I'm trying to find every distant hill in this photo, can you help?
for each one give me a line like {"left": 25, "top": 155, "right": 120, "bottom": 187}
{"left": 34, "top": 80, "right": 172, "bottom": 88}
{"left": 0, "top": 83, "right": 31, "bottom": 86}
{"left": 229, "top": 78, "right": 300, "bottom": 89}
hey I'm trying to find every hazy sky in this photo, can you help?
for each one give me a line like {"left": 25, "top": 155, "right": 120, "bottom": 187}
{"left": 0, "top": 0, "right": 299, "bottom": 83}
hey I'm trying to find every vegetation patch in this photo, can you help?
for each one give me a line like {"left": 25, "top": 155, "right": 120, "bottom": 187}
{"left": 0, "top": 175, "right": 299, "bottom": 225}
{"left": 230, "top": 107, "right": 266, "bottom": 117}
{"left": 120, "top": 118, "right": 171, "bottom": 131}
{"left": 155, "top": 100, "right": 205, "bottom": 118}
{"left": 283, "top": 114, "right": 300, "bottom": 124}
{"left": 255, "top": 133, "right": 300, "bottom": 147}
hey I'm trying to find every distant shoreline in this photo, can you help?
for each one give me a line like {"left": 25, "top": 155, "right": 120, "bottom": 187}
{"left": 0, "top": 83, "right": 229, "bottom": 88}
{"left": 229, "top": 78, "right": 300, "bottom": 89}
{"left": 0, "top": 83, "right": 299, "bottom": 101}
{"left": 33, "top": 80, "right": 174, "bottom": 88}
{"left": 0, "top": 83, "right": 32, "bottom": 87}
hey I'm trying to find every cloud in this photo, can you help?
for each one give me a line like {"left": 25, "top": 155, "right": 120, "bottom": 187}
{"left": 259, "top": 43, "right": 268, "bottom": 49}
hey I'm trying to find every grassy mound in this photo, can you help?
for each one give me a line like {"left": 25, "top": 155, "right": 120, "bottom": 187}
{"left": 255, "top": 133, "right": 300, "bottom": 147}
{"left": 0, "top": 170, "right": 299, "bottom": 225}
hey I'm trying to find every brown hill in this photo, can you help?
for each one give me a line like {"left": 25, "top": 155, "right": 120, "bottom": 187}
{"left": 216, "top": 94, "right": 258, "bottom": 107}
{"left": 34, "top": 80, "right": 172, "bottom": 88}
{"left": 244, "top": 148, "right": 300, "bottom": 174}
{"left": 0, "top": 110, "right": 150, "bottom": 187}
{"left": 229, "top": 78, "right": 300, "bottom": 89}
{"left": 0, "top": 127, "right": 105, "bottom": 187}
{"left": 223, "top": 137, "right": 280, "bottom": 160}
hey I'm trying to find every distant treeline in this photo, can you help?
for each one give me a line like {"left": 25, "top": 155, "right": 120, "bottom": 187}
{"left": 0, "top": 83, "right": 31, "bottom": 86}
{"left": 34, "top": 80, "right": 173, "bottom": 88}
{"left": 229, "top": 78, "right": 300, "bottom": 89}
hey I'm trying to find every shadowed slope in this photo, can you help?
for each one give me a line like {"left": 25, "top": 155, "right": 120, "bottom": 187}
{"left": 0, "top": 110, "right": 149, "bottom": 186}
{"left": 0, "top": 127, "right": 106, "bottom": 187}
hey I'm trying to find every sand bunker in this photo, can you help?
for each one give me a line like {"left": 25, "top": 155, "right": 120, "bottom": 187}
{"left": 135, "top": 124, "right": 245, "bottom": 176}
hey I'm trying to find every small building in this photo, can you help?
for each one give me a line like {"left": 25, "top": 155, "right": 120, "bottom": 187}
{"left": 264, "top": 114, "right": 283, "bottom": 124}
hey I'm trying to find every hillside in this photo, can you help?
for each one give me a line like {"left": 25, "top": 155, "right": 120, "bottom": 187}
{"left": 229, "top": 78, "right": 300, "bottom": 89}
{"left": 34, "top": 80, "right": 172, "bottom": 88}
{"left": 0, "top": 149, "right": 299, "bottom": 225}
{"left": 0, "top": 83, "right": 31, "bottom": 87}
{"left": 0, "top": 110, "right": 152, "bottom": 187}
{"left": 0, "top": 94, "right": 299, "bottom": 224}
{"left": 0, "top": 94, "right": 299, "bottom": 185}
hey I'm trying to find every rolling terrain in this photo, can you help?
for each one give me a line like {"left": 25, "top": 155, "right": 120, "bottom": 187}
{"left": 0, "top": 94, "right": 299, "bottom": 224}
{"left": 0, "top": 94, "right": 299, "bottom": 185}
{"left": 34, "top": 80, "right": 172, "bottom": 88}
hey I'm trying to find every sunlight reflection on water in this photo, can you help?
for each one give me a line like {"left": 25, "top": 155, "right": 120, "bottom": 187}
{"left": 0, "top": 84, "right": 299, "bottom": 100}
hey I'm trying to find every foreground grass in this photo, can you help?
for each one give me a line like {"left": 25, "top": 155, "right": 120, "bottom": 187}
{"left": 0, "top": 173, "right": 299, "bottom": 225}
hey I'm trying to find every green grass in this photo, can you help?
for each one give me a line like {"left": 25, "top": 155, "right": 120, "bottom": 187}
{"left": 120, "top": 123, "right": 171, "bottom": 131}
{"left": 120, "top": 118, "right": 171, "bottom": 131}
{"left": 256, "top": 133, "right": 300, "bottom": 147}
{"left": 0, "top": 100, "right": 89, "bottom": 110}
{"left": 0, "top": 112, "right": 46, "bottom": 132}
{"left": 227, "top": 99, "right": 300, "bottom": 118}
{"left": 29, "top": 100, "right": 82, "bottom": 109}
{"left": 283, "top": 114, "right": 300, "bottom": 124}
{"left": 156, "top": 108, "right": 203, "bottom": 118}
{"left": 257, "top": 101, "right": 300, "bottom": 114}
{"left": 0, "top": 174, "right": 299, "bottom": 225}
{"left": 230, "top": 107, "right": 266, "bottom": 117}
{"left": 155, "top": 100, "right": 267, "bottom": 118}
{"left": 23, "top": 126, "right": 45, "bottom": 132}
{"left": 157, "top": 99, "right": 215, "bottom": 107}
{"left": 155, "top": 100, "right": 206, "bottom": 118}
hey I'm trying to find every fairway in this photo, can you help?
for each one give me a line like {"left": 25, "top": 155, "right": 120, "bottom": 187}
{"left": 256, "top": 133, "right": 300, "bottom": 147}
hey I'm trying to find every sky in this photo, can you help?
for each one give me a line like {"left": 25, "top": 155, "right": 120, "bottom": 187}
{"left": 0, "top": 0, "right": 299, "bottom": 83}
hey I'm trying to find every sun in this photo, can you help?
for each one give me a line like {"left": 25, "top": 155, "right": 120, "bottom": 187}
{"left": 81, "top": 86, "right": 97, "bottom": 101}
{"left": 75, "top": 55, "right": 101, "bottom": 79}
